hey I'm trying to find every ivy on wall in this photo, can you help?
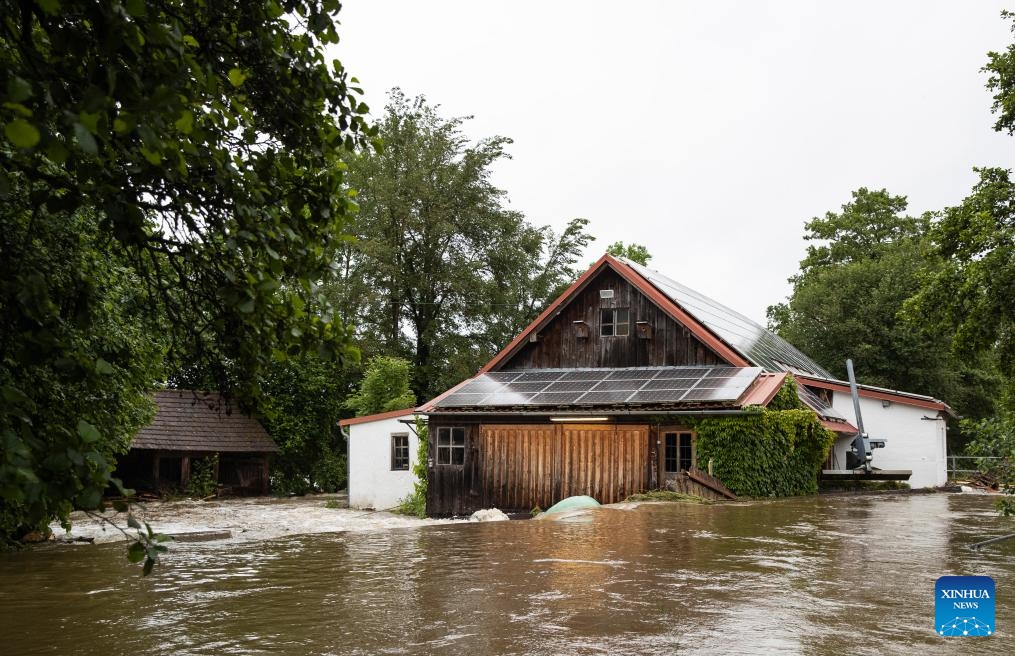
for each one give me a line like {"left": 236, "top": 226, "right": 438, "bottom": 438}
{"left": 692, "top": 378, "right": 835, "bottom": 497}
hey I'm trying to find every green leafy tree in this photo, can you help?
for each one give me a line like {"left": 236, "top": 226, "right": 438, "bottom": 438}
{"left": 345, "top": 356, "right": 416, "bottom": 417}
{"left": 768, "top": 188, "right": 997, "bottom": 426}
{"left": 335, "top": 90, "right": 593, "bottom": 398}
{"left": 1, "top": 1, "right": 372, "bottom": 549}
{"left": 606, "top": 241, "right": 652, "bottom": 265}
{"left": 261, "top": 355, "right": 357, "bottom": 495}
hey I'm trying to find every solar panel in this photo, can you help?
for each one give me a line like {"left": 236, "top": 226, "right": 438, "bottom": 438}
{"left": 591, "top": 380, "right": 648, "bottom": 392}
{"left": 531, "top": 391, "right": 584, "bottom": 405}
{"left": 627, "top": 390, "right": 694, "bottom": 403}
{"left": 576, "top": 390, "right": 636, "bottom": 404}
{"left": 485, "top": 371, "right": 523, "bottom": 382}
{"left": 560, "top": 370, "right": 611, "bottom": 381}
{"left": 544, "top": 381, "right": 603, "bottom": 393}
{"left": 439, "top": 393, "right": 491, "bottom": 407}
{"left": 513, "top": 371, "right": 568, "bottom": 383}
{"left": 622, "top": 259, "right": 834, "bottom": 378}
{"left": 607, "top": 370, "right": 657, "bottom": 380}
{"left": 680, "top": 387, "right": 743, "bottom": 402}
{"left": 430, "top": 366, "right": 764, "bottom": 409}
{"left": 482, "top": 392, "right": 537, "bottom": 405}
{"left": 797, "top": 385, "right": 849, "bottom": 421}
{"left": 642, "top": 378, "right": 695, "bottom": 391}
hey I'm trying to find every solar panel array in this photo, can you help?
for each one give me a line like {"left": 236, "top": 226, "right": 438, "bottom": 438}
{"left": 796, "top": 385, "right": 851, "bottom": 423}
{"left": 433, "top": 366, "right": 763, "bottom": 409}
{"left": 621, "top": 259, "right": 834, "bottom": 379}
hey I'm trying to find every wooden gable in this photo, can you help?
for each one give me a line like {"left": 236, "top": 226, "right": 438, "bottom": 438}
{"left": 500, "top": 267, "right": 728, "bottom": 370}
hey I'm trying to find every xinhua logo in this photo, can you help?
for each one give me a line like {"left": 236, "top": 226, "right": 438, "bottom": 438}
{"left": 935, "top": 575, "right": 995, "bottom": 637}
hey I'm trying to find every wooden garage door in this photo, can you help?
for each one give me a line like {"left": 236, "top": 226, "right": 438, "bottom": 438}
{"left": 559, "top": 424, "right": 649, "bottom": 504}
{"left": 479, "top": 424, "right": 649, "bottom": 511}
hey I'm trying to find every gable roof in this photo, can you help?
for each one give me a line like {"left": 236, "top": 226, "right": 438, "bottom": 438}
{"left": 618, "top": 258, "right": 833, "bottom": 377}
{"left": 469, "top": 254, "right": 950, "bottom": 414}
{"left": 132, "top": 390, "right": 279, "bottom": 453}
{"left": 338, "top": 408, "right": 417, "bottom": 427}
{"left": 480, "top": 254, "right": 750, "bottom": 373}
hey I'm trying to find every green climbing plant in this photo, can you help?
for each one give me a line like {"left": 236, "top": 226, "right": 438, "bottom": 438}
{"left": 692, "top": 378, "right": 835, "bottom": 497}
{"left": 186, "top": 454, "right": 218, "bottom": 499}
{"left": 397, "top": 416, "right": 429, "bottom": 518}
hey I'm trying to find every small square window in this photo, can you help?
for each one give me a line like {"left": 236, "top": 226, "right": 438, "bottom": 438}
{"left": 600, "top": 308, "right": 630, "bottom": 337}
{"left": 391, "top": 434, "right": 409, "bottom": 471}
{"left": 436, "top": 427, "right": 466, "bottom": 466}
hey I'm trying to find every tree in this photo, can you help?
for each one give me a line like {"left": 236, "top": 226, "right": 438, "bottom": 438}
{"left": 1, "top": 1, "right": 372, "bottom": 547}
{"left": 768, "top": 188, "right": 998, "bottom": 425}
{"left": 606, "top": 241, "right": 652, "bottom": 265}
{"left": 260, "top": 354, "right": 357, "bottom": 495}
{"left": 914, "top": 168, "right": 1015, "bottom": 381}
{"left": 335, "top": 90, "right": 593, "bottom": 398}
{"left": 345, "top": 356, "right": 416, "bottom": 417}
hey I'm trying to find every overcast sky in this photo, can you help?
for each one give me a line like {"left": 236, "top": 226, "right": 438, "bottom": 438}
{"left": 333, "top": 1, "right": 1015, "bottom": 324}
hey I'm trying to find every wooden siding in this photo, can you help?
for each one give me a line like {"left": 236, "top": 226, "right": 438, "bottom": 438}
{"left": 427, "top": 421, "right": 650, "bottom": 515}
{"left": 501, "top": 268, "right": 726, "bottom": 369}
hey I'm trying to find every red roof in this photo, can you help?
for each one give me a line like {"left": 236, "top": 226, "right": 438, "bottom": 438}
{"left": 737, "top": 372, "right": 789, "bottom": 407}
{"left": 479, "top": 254, "right": 750, "bottom": 374}
{"left": 338, "top": 408, "right": 417, "bottom": 427}
{"left": 796, "top": 375, "right": 951, "bottom": 414}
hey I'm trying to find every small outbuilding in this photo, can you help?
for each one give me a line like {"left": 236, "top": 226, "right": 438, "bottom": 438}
{"left": 419, "top": 254, "right": 952, "bottom": 516}
{"left": 116, "top": 390, "right": 278, "bottom": 495}
{"left": 341, "top": 409, "right": 420, "bottom": 510}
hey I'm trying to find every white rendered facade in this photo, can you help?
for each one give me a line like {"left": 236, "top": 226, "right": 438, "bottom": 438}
{"left": 828, "top": 392, "right": 948, "bottom": 488}
{"left": 345, "top": 411, "right": 420, "bottom": 510}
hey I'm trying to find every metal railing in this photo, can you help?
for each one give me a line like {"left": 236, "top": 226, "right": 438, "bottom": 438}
{"left": 947, "top": 455, "right": 1004, "bottom": 479}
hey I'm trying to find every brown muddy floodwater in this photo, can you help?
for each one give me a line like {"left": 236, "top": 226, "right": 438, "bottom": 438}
{"left": 1, "top": 494, "right": 1013, "bottom": 655}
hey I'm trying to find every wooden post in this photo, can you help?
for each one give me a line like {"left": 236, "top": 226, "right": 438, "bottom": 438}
{"left": 180, "top": 455, "right": 191, "bottom": 487}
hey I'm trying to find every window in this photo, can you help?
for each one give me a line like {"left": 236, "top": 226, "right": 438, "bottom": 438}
{"left": 391, "top": 434, "right": 410, "bottom": 471}
{"left": 436, "top": 427, "right": 466, "bottom": 465}
{"left": 664, "top": 431, "right": 695, "bottom": 473}
{"left": 600, "top": 308, "right": 630, "bottom": 336}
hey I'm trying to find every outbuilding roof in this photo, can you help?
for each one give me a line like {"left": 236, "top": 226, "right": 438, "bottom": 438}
{"left": 132, "top": 390, "right": 279, "bottom": 453}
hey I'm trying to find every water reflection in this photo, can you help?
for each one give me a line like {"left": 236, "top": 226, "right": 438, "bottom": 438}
{"left": 1, "top": 494, "right": 1013, "bottom": 655}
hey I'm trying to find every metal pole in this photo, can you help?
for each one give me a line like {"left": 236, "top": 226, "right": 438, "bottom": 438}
{"left": 971, "top": 532, "right": 1015, "bottom": 550}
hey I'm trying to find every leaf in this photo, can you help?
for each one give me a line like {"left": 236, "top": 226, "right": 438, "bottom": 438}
{"left": 112, "top": 499, "right": 129, "bottom": 513}
{"left": 95, "top": 358, "right": 114, "bottom": 375}
{"left": 7, "top": 76, "right": 31, "bottom": 102}
{"left": 36, "top": 0, "right": 60, "bottom": 14}
{"left": 228, "top": 68, "right": 247, "bottom": 88}
{"left": 4, "top": 119, "right": 40, "bottom": 149}
{"left": 127, "top": 514, "right": 141, "bottom": 529}
{"left": 127, "top": 541, "right": 146, "bottom": 563}
{"left": 238, "top": 298, "right": 255, "bottom": 313}
{"left": 174, "top": 110, "right": 194, "bottom": 134}
{"left": 142, "top": 557, "right": 155, "bottom": 576}
{"left": 73, "top": 122, "right": 98, "bottom": 154}
{"left": 140, "top": 147, "right": 162, "bottom": 165}
{"left": 126, "top": 0, "right": 145, "bottom": 17}
{"left": 76, "top": 420, "right": 101, "bottom": 444}
{"left": 182, "top": 35, "right": 199, "bottom": 48}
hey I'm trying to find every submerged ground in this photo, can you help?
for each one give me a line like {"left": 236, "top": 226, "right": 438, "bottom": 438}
{"left": 2, "top": 493, "right": 1013, "bottom": 655}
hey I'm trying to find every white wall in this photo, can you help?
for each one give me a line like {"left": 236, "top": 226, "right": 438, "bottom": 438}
{"left": 347, "top": 414, "right": 420, "bottom": 510}
{"left": 829, "top": 392, "right": 947, "bottom": 488}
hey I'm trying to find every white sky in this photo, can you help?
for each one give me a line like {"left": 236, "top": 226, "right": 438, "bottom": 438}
{"left": 333, "top": 1, "right": 1015, "bottom": 324}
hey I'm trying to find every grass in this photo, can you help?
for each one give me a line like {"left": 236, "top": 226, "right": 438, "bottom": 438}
{"left": 323, "top": 499, "right": 343, "bottom": 509}
{"left": 624, "top": 490, "right": 710, "bottom": 504}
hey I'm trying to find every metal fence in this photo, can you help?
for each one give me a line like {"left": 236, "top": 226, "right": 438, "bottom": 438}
{"left": 947, "top": 455, "right": 1004, "bottom": 479}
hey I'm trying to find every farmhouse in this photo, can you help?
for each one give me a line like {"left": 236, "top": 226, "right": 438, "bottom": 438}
{"left": 419, "top": 254, "right": 950, "bottom": 516}
{"left": 116, "top": 390, "right": 278, "bottom": 495}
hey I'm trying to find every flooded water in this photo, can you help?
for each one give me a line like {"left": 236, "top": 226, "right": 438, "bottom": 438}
{"left": 1, "top": 494, "right": 1013, "bottom": 655}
